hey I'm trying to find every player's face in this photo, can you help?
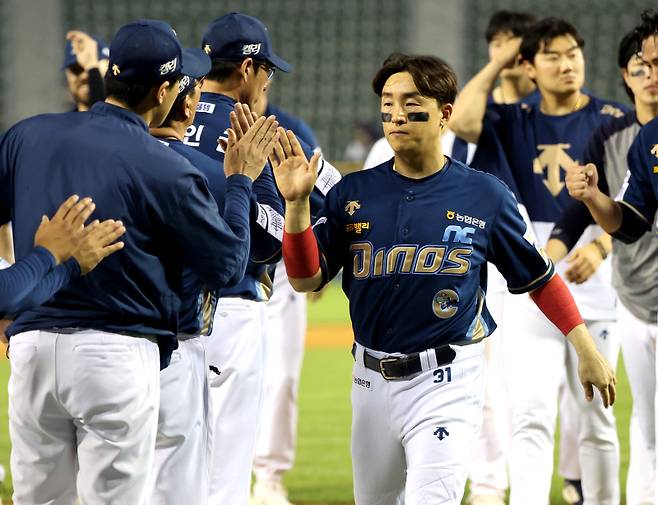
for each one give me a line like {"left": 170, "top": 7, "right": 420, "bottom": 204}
{"left": 380, "top": 72, "right": 446, "bottom": 155}
{"left": 185, "top": 80, "right": 204, "bottom": 127}
{"left": 525, "top": 34, "right": 585, "bottom": 96}
{"left": 623, "top": 52, "right": 658, "bottom": 107}
{"left": 65, "top": 65, "right": 91, "bottom": 107}
{"left": 489, "top": 31, "right": 524, "bottom": 78}
{"left": 151, "top": 77, "right": 183, "bottom": 127}
{"left": 244, "top": 61, "right": 273, "bottom": 110}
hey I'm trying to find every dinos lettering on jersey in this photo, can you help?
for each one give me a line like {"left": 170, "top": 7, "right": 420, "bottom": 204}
{"left": 533, "top": 143, "right": 575, "bottom": 196}
{"left": 350, "top": 242, "right": 472, "bottom": 279}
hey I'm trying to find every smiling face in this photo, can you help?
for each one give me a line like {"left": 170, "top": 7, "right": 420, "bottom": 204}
{"left": 524, "top": 34, "right": 585, "bottom": 97}
{"left": 380, "top": 71, "right": 450, "bottom": 156}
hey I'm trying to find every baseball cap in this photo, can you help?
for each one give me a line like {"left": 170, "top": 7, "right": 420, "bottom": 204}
{"left": 201, "top": 13, "right": 292, "bottom": 73}
{"left": 178, "top": 48, "right": 212, "bottom": 95}
{"left": 108, "top": 19, "right": 208, "bottom": 85}
{"left": 62, "top": 34, "right": 110, "bottom": 70}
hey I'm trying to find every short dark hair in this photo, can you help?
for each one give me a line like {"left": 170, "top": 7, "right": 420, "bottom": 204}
{"left": 372, "top": 53, "right": 458, "bottom": 106}
{"left": 618, "top": 30, "right": 643, "bottom": 101}
{"left": 485, "top": 11, "right": 537, "bottom": 43}
{"left": 520, "top": 17, "right": 585, "bottom": 63}
{"left": 635, "top": 10, "right": 658, "bottom": 42}
{"left": 104, "top": 74, "right": 177, "bottom": 108}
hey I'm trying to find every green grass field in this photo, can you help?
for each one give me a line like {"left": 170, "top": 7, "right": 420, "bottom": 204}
{"left": 0, "top": 283, "right": 634, "bottom": 504}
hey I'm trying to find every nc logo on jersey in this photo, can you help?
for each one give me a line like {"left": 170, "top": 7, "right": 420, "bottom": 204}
{"left": 345, "top": 200, "right": 361, "bottom": 216}
{"left": 445, "top": 210, "right": 486, "bottom": 229}
{"left": 159, "top": 57, "right": 177, "bottom": 75}
{"left": 533, "top": 143, "right": 574, "bottom": 196}
{"left": 443, "top": 225, "right": 475, "bottom": 245}
{"left": 242, "top": 43, "right": 262, "bottom": 56}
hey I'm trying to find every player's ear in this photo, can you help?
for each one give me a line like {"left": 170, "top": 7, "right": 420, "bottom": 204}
{"left": 155, "top": 80, "right": 170, "bottom": 105}
{"left": 240, "top": 58, "right": 254, "bottom": 82}
{"left": 440, "top": 103, "right": 453, "bottom": 126}
{"left": 184, "top": 94, "right": 193, "bottom": 120}
{"left": 523, "top": 59, "right": 536, "bottom": 81}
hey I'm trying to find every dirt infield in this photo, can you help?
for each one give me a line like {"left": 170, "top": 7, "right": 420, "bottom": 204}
{"left": 305, "top": 324, "right": 353, "bottom": 349}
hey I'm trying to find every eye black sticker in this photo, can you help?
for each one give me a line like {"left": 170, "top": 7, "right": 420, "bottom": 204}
{"left": 407, "top": 112, "right": 430, "bottom": 122}
{"left": 381, "top": 113, "right": 393, "bottom": 122}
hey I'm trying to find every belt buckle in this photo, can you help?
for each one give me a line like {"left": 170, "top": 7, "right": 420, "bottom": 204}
{"left": 378, "top": 358, "right": 398, "bottom": 380}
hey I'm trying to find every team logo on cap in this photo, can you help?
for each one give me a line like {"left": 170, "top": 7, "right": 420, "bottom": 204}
{"left": 159, "top": 57, "right": 177, "bottom": 75}
{"left": 112, "top": 64, "right": 121, "bottom": 76}
{"left": 204, "top": 44, "right": 211, "bottom": 55}
{"left": 242, "top": 43, "right": 262, "bottom": 56}
{"left": 178, "top": 75, "right": 190, "bottom": 93}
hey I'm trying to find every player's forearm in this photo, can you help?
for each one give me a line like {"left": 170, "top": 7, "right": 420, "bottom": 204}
{"left": 282, "top": 198, "right": 322, "bottom": 292}
{"left": 544, "top": 238, "right": 569, "bottom": 264}
{"left": 583, "top": 190, "right": 623, "bottom": 234}
{"left": 449, "top": 60, "right": 504, "bottom": 144}
{"left": 0, "top": 224, "right": 14, "bottom": 264}
{"left": 566, "top": 323, "right": 599, "bottom": 358}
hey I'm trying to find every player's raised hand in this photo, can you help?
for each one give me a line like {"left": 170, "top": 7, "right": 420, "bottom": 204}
{"left": 72, "top": 219, "right": 126, "bottom": 274}
{"left": 66, "top": 30, "right": 101, "bottom": 70}
{"left": 566, "top": 163, "right": 599, "bottom": 203}
{"left": 564, "top": 242, "right": 604, "bottom": 284}
{"left": 272, "top": 128, "right": 321, "bottom": 202}
{"left": 223, "top": 108, "right": 279, "bottom": 181}
{"left": 34, "top": 195, "right": 96, "bottom": 264}
{"left": 491, "top": 36, "right": 522, "bottom": 69}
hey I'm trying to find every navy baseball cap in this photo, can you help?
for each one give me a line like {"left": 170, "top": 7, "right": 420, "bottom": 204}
{"left": 201, "top": 13, "right": 292, "bottom": 73}
{"left": 178, "top": 48, "right": 212, "bottom": 95}
{"left": 62, "top": 34, "right": 110, "bottom": 69}
{"left": 108, "top": 19, "right": 208, "bottom": 85}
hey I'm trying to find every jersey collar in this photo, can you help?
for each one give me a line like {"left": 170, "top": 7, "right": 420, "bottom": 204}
{"left": 90, "top": 102, "right": 149, "bottom": 132}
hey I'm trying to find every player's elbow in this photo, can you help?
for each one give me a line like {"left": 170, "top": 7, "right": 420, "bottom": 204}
{"left": 288, "top": 275, "right": 322, "bottom": 293}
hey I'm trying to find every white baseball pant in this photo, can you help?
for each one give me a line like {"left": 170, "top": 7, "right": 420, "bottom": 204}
{"left": 351, "top": 341, "right": 485, "bottom": 505}
{"left": 205, "top": 297, "right": 267, "bottom": 505}
{"left": 468, "top": 286, "right": 510, "bottom": 499}
{"left": 504, "top": 293, "right": 619, "bottom": 505}
{"left": 254, "top": 262, "right": 307, "bottom": 483}
{"left": 617, "top": 301, "right": 657, "bottom": 505}
{"left": 9, "top": 330, "right": 160, "bottom": 505}
{"left": 146, "top": 336, "right": 211, "bottom": 505}
{"left": 558, "top": 377, "right": 583, "bottom": 481}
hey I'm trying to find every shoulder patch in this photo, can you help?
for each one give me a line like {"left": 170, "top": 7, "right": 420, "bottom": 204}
{"left": 196, "top": 102, "right": 216, "bottom": 114}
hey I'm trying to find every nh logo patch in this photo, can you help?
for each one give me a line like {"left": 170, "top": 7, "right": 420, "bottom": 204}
{"left": 242, "top": 43, "right": 262, "bottom": 56}
{"left": 345, "top": 200, "right": 361, "bottom": 216}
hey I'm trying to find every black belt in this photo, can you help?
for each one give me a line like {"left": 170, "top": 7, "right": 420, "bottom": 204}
{"left": 352, "top": 344, "right": 456, "bottom": 380}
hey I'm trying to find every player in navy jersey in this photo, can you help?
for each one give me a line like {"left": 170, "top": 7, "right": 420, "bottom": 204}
{"left": 450, "top": 17, "right": 627, "bottom": 505}
{"left": 0, "top": 20, "right": 258, "bottom": 504}
{"left": 63, "top": 30, "right": 110, "bottom": 112}
{"left": 566, "top": 12, "right": 658, "bottom": 504}
{"left": 274, "top": 53, "right": 615, "bottom": 505}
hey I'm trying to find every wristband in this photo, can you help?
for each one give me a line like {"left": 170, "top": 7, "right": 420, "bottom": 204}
{"left": 591, "top": 238, "right": 608, "bottom": 260}
{"left": 283, "top": 226, "right": 320, "bottom": 278}
{"left": 529, "top": 274, "right": 584, "bottom": 336}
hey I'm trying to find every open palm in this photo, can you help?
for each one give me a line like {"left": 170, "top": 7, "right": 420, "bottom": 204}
{"left": 271, "top": 129, "right": 321, "bottom": 202}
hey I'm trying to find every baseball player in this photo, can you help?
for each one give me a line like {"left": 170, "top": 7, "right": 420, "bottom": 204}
{"left": 273, "top": 52, "right": 615, "bottom": 505}
{"left": 63, "top": 30, "right": 110, "bottom": 111}
{"left": 149, "top": 61, "right": 281, "bottom": 504}
{"left": 252, "top": 89, "right": 321, "bottom": 505}
{"left": 450, "top": 17, "right": 627, "bottom": 505}
{"left": 186, "top": 13, "right": 340, "bottom": 505}
{"left": 0, "top": 19, "right": 256, "bottom": 505}
{"left": 0, "top": 195, "right": 124, "bottom": 317}
{"left": 566, "top": 12, "right": 658, "bottom": 504}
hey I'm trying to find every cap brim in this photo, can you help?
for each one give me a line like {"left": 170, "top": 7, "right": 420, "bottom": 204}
{"left": 267, "top": 53, "right": 292, "bottom": 73}
{"left": 180, "top": 48, "right": 212, "bottom": 79}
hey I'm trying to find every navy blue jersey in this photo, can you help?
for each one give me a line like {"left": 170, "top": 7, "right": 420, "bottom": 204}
{"left": 479, "top": 96, "right": 628, "bottom": 222}
{"left": 621, "top": 116, "right": 658, "bottom": 229}
{"left": 314, "top": 158, "right": 554, "bottom": 353}
{"left": 266, "top": 103, "right": 320, "bottom": 151}
{"left": 0, "top": 102, "right": 253, "bottom": 366}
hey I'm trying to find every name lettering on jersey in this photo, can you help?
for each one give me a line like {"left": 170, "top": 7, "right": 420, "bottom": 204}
{"left": 345, "top": 200, "right": 361, "bottom": 216}
{"left": 159, "top": 57, "right": 177, "bottom": 75}
{"left": 346, "top": 222, "right": 370, "bottom": 234}
{"left": 242, "top": 43, "right": 262, "bottom": 56}
{"left": 533, "top": 143, "right": 574, "bottom": 196}
{"left": 196, "top": 102, "right": 216, "bottom": 114}
{"left": 184, "top": 124, "right": 205, "bottom": 147}
{"left": 600, "top": 104, "right": 625, "bottom": 118}
{"left": 350, "top": 242, "right": 472, "bottom": 280}
{"left": 446, "top": 210, "right": 486, "bottom": 229}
